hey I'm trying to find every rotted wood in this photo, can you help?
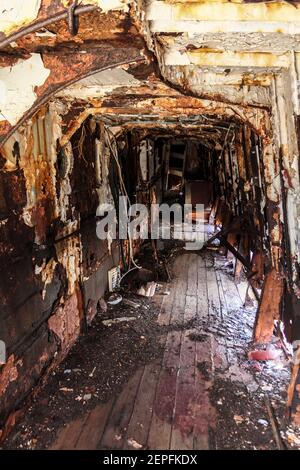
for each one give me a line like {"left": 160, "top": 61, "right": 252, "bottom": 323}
{"left": 218, "top": 212, "right": 232, "bottom": 256}
{"left": 253, "top": 268, "right": 284, "bottom": 344}
{"left": 219, "top": 235, "right": 260, "bottom": 301}
{"left": 209, "top": 197, "right": 219, "bottom": 225}
{"left": 264, "top": 396, "right": 285, "bottom": 450}
{"left": 234, "top": 234, "right": 249, "bottom": 282}
{"left": 219, "top": 235, "right": 251, "bottom": 271}
{"left": 226, "top": 231, "right": 238, "bottom": 262}
{"left": 203, "top": 218, "right": 241, "bottom": 247}
{"left": 203, "top": 225, "right": 260, "bottom": 301}
{"left": 287, "top": 346, "right": 300, "bottom": 423}
{"left": 250, "top": 249, "right": 264, "bottom": 288}
{"left": 214, "top": 199, "right": 226, "bottom": 227}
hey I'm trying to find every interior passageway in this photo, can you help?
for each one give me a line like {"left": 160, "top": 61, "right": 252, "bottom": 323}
{"left": 2, "top": 0, "right": 300, "bottom": 451}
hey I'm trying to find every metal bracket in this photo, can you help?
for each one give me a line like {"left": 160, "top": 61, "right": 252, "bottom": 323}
{"left": 68, "top": 0, "right": 80, "bottom": 36}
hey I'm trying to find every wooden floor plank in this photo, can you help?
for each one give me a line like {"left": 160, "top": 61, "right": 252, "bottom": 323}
{"left": 179, "top": 329, "right": 196, "bottom": 369}
{"left": 197, "top": 256, "right": 208, "bottom": 319}
{"left": 51, "top": 416, "right": 89, "bottom": 450}
{"left": 193, "top": 368, "right": 212, "bottom": 451}
{"left": 147, "top": 255, "right": 191, "bottom": 450}
{"left": 184, "top": 295, "right": 197, "bottom": 323}
{"left": 205, "top": 258, "right": 221, "bottom": 320}
{"left": 42, "top": 249, "right": 250, "bottom": 451}
{"left": 163, "top": 330, "right": 182, "bottom": 368}
{"left": 171, "top": 271, "right": 188, "bottom": 326}
{"left": 215, "top": 269, "right": 227, "bottom": 321}
{"left": 157, "top": 288, "right": 174, "bottom": 326}
{"left": 219, "top": 270, "right": 243, "bottom": 311}
{"left": 187, "top": 254, "right": 198, "bottom": 296}
{"left": 170, "top": 366, "right": 195, "bottom": 450}
{"left": 147, "top": 366, "right": 178, "bottom": 450}
{"left": 194, "top": 334, "right": 214, "bottom": 450}
{"left": 75, "top": 400, "right": 115, "bottom": 450}
{"left": 99, "top": 368, "right": 144, "bottom": 450}
{"left": 125, "top": 363, "right": 161, "bottom": 449}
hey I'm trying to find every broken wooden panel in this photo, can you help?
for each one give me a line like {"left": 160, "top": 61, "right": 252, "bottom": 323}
{"left": 253, "top": 268, "right": 284, "bottom": 344}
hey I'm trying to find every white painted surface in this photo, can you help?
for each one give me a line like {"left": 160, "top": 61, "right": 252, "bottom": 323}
{"left": 97, "top": 0, "right": 130, "bottom": 12}
{"left": 164, "top": 50, "right": 190, "bottom": 66}
{"left": 58, "top": 67, "right": 140, "bottom": 99}
{"left": 150, "top": 20, "right": 300, "bottom": 35}
{"left": 0, "top": 0, "right": 41, "bottom": 34}
{"left": 63, "top": 0, "right": 130, "bottom": 13}
{"left": 0, "top": 54, "right": 50, "bottom": 125}
{"left": 0, "top": 0, "right": 129, "bottom": 36}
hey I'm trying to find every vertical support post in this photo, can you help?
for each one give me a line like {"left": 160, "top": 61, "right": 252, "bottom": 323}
{"left": 253, "top": 268, "right": 283, "bottom": 344}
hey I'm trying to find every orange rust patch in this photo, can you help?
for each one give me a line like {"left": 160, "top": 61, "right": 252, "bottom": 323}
{"left": 48, "top": 291, "right": 81, "bottom": 351}
{"left": 0, "top": 355, "right": 23, "bottom": 397}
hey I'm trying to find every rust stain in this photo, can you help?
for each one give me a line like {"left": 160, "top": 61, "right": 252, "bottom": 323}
{"left": 48, "top": 290, "right": 82, "bottom": 351}
{"left": 0, "top": 355, "right": 23, "bottom": 397}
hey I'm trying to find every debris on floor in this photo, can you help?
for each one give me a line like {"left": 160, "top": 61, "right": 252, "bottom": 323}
{"left": 102, "top": 317, "right": 136, "bottom": 326}
{"left": 2, "top": 248, "right": 300, "bottom": 450}
{"left": 248, "top": 347, "right": 283, "bottom": 362}
{"left": 107, "top": 293, "right": 123, "bottom": 305}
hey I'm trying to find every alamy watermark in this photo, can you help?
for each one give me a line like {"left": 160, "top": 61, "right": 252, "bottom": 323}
{"left": 96, "top": 196, "right": 205, "bottom": 250}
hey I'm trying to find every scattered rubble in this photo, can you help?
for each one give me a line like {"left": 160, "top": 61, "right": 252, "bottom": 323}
{"left": 248, "top": 349, "right": 282, "bottom": 362}
{"left": 122, "top": 299, "right": 140, "bottom": 309}
{"left": 83, "top": 394, "right": 92, "bottom": 401}
{"left": 98, "top": 298, "right": 108, "bottom": 313}
{"left": 127, "top": 438, "right": 143, "bottom": 449}
{"left": 102, "top": 317, "right": 136, "bottom": 326}
{"left": 234, "top": 415, "right": 244, "bottom": 424}
{"left": 1, "top": 249, "right": 299, "bottom": 450}
{"left": 257, "top": 419, "right": 268, "bottom": 427}
{"left": 107, "top": 293, "right": 123, "bottom": 306}
{"left": 1, "top": 290, "right": 164, "bottom": 450}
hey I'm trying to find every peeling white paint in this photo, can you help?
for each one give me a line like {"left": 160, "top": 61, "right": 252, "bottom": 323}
{"left": 150, "top": 20, "right": 300, "bottom": 35}
{"left": 164, "top": 50, "right": 190, "bottom": 66}
{"left": 38, "top": 258, "right": 58, "bottom": 299}
{"left": 0, "top": 0, "right": 41, "bottom": 35}
{"left": 58, "top": 142, "right": 73, "bottom": 223}
{"left": 57, "top": 68, "right": 141, "bottom": 100}
{"left": 62, "top": 0, "right": 130, "bottom": 13}
{"left": 96, "top": 0, "right": 130, "bottom": 12}
{"left": 146, "top": 1, "right": 300, "bottom": 23}
{"left": 56, "top": 236, "right": 81, "bottom": 296}
{"left": 0, "top": 54, "right": 50, "bottom": 126}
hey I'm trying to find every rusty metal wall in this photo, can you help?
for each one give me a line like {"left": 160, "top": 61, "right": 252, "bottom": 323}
{"left": 0, "top": 110, "right": 120, "bottom": 437}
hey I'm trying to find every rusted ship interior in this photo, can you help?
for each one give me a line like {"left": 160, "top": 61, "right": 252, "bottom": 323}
{"left": 1, "top": 0, "right": 300, "bottom": 450}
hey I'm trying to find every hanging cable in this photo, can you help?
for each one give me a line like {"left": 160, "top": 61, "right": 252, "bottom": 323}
{"left": 104, "top": 126, "right": 141, "bottom": 272}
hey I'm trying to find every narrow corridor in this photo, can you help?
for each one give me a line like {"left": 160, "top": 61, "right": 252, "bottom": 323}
{"left": 3, "top": 0, "right": 300, "bottom": 454}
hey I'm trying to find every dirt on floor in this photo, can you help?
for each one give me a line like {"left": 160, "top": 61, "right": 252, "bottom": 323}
{"left": 1, "top": 292, "right": 165, "bottom": 450}
{"left": 2, "top": 245, "right": 300, "bottom": 450}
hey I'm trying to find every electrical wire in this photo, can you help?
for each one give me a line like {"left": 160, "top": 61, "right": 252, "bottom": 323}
{"left": 104, "top": 126, "right": 141, "bottom": 272}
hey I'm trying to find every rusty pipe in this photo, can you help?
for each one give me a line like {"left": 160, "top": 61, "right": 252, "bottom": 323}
{"left": 0, "top": 5, "right": 99, "bottom": 50}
